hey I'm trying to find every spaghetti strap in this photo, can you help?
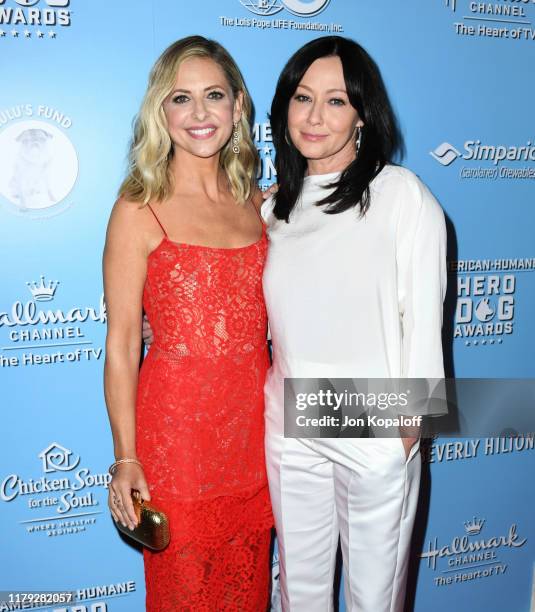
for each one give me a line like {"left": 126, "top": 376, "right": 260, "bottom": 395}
{"left": 147, "top": 204, "right": 168, "bottom": 237}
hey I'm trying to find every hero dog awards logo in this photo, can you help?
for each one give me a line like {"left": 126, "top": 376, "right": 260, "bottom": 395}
{"left": 0, "top": 442, "right": 111, "bottom": 538}
{"left": 450, "top": 257, "right": 535, "bottom": 347}
{"left": 0, "top": 0, "right": 72, "bottom": 39}
{"left": 0, "top": 103, "right": 78, "bottom": 218}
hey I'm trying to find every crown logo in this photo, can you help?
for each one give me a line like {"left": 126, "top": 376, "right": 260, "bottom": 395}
{"left": 464, "top": 516, "right": 485, "bottom": 535}
{"left": 26, "top": 275, "right": 59, "bottom": 302}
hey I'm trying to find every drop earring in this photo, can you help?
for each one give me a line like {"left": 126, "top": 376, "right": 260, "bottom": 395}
{"left": 232, "top": 121, "right": 240, "bottom": 154}
{"left": 284, "top": 127, "right": 291, "bottom": 146}
{"left": 355, "top": 126, "right": 362, "bottom": 157}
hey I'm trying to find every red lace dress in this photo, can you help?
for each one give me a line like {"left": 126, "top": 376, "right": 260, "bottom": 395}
{"left": 135, "top": 208, "right": 273, "bottom": 611}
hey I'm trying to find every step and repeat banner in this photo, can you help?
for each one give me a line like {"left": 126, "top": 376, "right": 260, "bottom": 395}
{"left": 1, "top": 1, "right": 534, "bottom": 611}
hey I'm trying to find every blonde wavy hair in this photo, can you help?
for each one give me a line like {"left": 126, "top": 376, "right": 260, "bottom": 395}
{"left": 119, "top": 36, "right": 258, "bottom": 205}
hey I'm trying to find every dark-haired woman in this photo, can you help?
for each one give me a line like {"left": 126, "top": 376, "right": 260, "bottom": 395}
{"left": 262, "top": 37, "right": 447, "bottom": 611}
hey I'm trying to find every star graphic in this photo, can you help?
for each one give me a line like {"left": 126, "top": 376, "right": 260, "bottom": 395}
{"left": 24, "top": 30, "right": 31, "bottom": 38}
{"left": 11, "top": 30, "right": 19, "bottom": 37}
{"left": 263, "top": 145, "right": 272, "bottom": 156}
{"left": 37, "top": 30, "right": 44, "bottom": 38}
{"left": 48, "top": 30, "right": 56, "bottom": 38}
{"left": 0, "top": 30, "right": 5, "bottom": 37}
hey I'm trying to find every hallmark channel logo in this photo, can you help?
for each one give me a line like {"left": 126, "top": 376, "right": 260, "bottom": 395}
{"left": 0, "top": 442, "right": 111, "bottom": 538}
{"left": 430, "top": 140, "right": 535, "bottom": 180}
{"left": 27, "top": 275, "right": 59, "bottom": 302}
{"left": 443, "top": 0, "right": 535, "bottom": 42}
{"left": 0, "top": 0, "right": 72, "bottom": 39}
{"left": 421, "top": 516, "right": 527, "bottom": 586}
{"left": 450, "top": 258, "right": 535, "bottom": 348}
{"left": 0, "top": 104, "right": 78, "bottom": 217}
{"left": 0, "top": 275, "right": 106, "bottom": 368}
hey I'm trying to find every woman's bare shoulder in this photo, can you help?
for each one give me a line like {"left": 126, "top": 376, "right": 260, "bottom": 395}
{"left": 105, "top": 197, "right": 158, "bottom": 255}
{"left": 108, "top": 197, "right": 156, "bottom": 233}
{"left": 110, "top": 196, "right": 146, "bottom": 220}
{"left": 251, "top": 187, "right": 264, "bottom": 213}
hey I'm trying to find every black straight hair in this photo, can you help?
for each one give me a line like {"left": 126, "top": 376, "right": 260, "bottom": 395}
{"left": 270, "top": 36, "right": 403, "bottom": 222}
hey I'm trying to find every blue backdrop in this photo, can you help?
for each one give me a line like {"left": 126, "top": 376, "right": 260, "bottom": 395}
{"left": 1, "top": 1, "right": 534, "bottom": 611}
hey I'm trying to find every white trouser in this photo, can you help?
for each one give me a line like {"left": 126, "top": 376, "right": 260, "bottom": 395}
{"left": 266, "top": 433, "right": 421, "bottom": 612}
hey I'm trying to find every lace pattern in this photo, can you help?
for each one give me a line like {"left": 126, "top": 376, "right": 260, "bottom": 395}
{"left": 135, "top": 231, "right": 273, "bottom": 610}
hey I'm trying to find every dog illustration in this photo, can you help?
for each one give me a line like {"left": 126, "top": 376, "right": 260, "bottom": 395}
{"left": 475, "top": 298, "right": 494, "bottom": 322}
{"left": 9, "top": 128, "right": 57, "bottom": 210}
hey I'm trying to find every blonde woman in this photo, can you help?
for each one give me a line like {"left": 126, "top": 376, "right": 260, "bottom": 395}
{"left": 103, "top": 36, "right": 272, "bottom": 611}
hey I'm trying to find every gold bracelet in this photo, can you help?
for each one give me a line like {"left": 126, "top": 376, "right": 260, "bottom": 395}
{"left": 108, "top": 458, "right": 143, "bottom": 476}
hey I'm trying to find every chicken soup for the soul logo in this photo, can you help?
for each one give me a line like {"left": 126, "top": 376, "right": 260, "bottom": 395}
{"left": 0, "top": 275, "right": 106, "bottom": 368}
{"left": 1, "top": 443, "right": 111, "bottom": 537}
{"left": 449, "top": 257, "right": 535, "bottom": 348}
{"left": 421, "top": 516, "right": 527, "bottom": 587}
{"left": 0, "top": 104, "right": 78, "bottom": 217}
{"left": 218, "top": 0, "right": 343, "bottom": 32}
{"left": 0, "top": 0, "right": 72, "bottom": 38}
{"left": 444, "top": 0, "right": 535, "bottom": 42}
{"left": 430, "top": 140, "right": 535, "bottom": 180}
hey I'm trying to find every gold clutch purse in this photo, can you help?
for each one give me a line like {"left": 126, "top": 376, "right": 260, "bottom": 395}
{"left": 116, "top": 490, "right": 170, "bottom": 551}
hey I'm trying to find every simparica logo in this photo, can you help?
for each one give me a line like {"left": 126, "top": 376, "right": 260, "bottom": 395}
{"left": 430, "top": 142, "right": 461, "bottom": 166}
{"left": 431, "top": 140, "right": 535, "bottom": 166}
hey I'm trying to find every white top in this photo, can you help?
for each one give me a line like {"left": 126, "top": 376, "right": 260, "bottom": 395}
{"left": 261, "top": 165, "right": 447, "bottom": 405}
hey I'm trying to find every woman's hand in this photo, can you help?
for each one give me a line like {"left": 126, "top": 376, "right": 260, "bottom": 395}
{"left": 402, "top": 436, "right": 420, "bottom": 461}
{"left": 262, "top": 183, "right": 279, "bottom": 199}
{"left": 142, "top": 315, "right": 154, "bottom": 346}
{"left": 399, "top": 422, "right": 421, "bottom": 461}
{"left": 108, "top": 463, "right": 151, "bottom": 531}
